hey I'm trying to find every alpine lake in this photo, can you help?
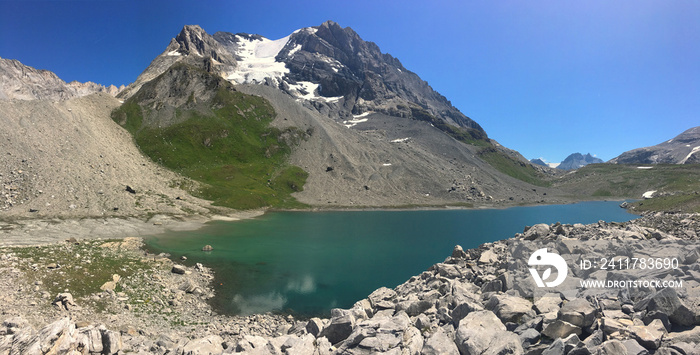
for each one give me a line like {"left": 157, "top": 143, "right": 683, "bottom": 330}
{"left": 143, "top": 201, "right": 638, "bottom": 318}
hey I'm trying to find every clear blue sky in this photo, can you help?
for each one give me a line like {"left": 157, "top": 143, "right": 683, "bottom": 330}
{"left": 1, "top": 0, "right": 697, "bottom": 163}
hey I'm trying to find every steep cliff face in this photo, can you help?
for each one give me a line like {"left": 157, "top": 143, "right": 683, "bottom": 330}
{"left": 611, "top": 126, "right": 700, "bottom": 165}
{"left": 0, "top": 57, "right": 121, "bottom": 101}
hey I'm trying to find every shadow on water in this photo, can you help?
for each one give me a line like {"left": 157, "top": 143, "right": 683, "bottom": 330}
{"left": 143, "top": 201, "right": 637, "bottom": 318}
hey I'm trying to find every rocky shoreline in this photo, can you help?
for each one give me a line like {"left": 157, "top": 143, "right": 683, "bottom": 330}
{"left": 1, "top": 212, "right": 699, "bottom": 354}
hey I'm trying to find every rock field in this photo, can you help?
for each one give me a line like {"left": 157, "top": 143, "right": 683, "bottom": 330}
{"left": 0, "top": 212, "right": 699, "bottom": 354}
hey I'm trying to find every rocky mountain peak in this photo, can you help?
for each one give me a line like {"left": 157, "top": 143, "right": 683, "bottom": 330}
{"left": 611, "top": 126, "right": 700, "bottom": 165}
{"left": 0, "top": 57, "right": 120, "bottom": 101}
{"left": 557, "top": 153, "right": 603, "bottom": 170}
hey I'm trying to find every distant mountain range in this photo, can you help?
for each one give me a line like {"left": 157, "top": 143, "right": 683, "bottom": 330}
{"left": 0, "top": 57, "right": 123, "bottom": 100}
{"left": 529, "top": 153, "right": 602, "bottom": 170}
{"left": 610, "top": 126, "right": 700, "bottom": 165}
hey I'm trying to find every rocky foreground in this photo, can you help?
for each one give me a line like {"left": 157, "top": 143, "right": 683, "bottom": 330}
{"left": 1, "top": 212, "right": 699, "bottom": 354}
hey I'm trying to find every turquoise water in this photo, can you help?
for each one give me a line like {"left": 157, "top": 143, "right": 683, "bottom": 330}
{"left": 144, "top": 201, "right": 637, "bottom": 317}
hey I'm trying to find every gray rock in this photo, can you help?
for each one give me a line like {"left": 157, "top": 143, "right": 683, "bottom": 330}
{"left": 559, "top": 298, "right": 597, "bottom": 328}
{"left": 422, "top": 327, "right": 459, "bottom": 355}
{"left": 631, "top": 319, "right": 666, "bottom": 350}
{"left": 621, "top": 339, "right": 650, "bottom": 355}
{"left": 75, "top": 326, "right": 104, "bottom": 354}
{"left": 451, "top": 245, "right": 467, "bottom": 259}
{"left": 535, "top": 293, "right": 563, "bottom": 314}
{"left": 542, "top": 320, "right": 582, "bottom": 339}
{"left": 171, "top": 264, "right": 187, "bottom": 275}
{"left": 485, "top": 293, "right": 536, "bottom": 324}
{"left": 542, "top": 339, "right": 565, "bottom": 355}
{"left": 635, "top": 288, "right": 696, "bottom": 327}
{"left": 101, "top": 328, "right": 122, "bottom": 355}
{"left": 305, "top": 317, "right": 324, "bottom": 337}
{"left": 368, "top": 287, "right": 397, "bottom": 310}
{"left": 525, "top": 223, "right": 550, "bottom": 240}
{"left": 52, "top": 292, "right": 79, "bottom": 311}
{"left": 319, "top": 309, "right": 355, "bottom": 345}
{"left": 597, "top": 340, "right": 628, "bottom": 355}
{"left": 519, "top": 328, "right": 540, "bottom": 346}
{"left": 455, "top": 310, "right": 523, "bottom": 355}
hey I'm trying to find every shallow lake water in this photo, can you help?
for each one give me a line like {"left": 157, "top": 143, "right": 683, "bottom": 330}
{"left": 144, "top": 201, "right": 637, "bottom": 317}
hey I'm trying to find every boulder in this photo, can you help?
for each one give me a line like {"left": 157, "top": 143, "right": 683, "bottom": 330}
{"left": 177, "top": 335, "right": 224, "bottom": 355}
{"left": 75, "top": 326, "right": 104, "bottom": 354}
{"left": 100, "top": 328, "right": 122, "bottom": 355}
{"left": 451, "top": 245, "right": 467, "bottom": 259}
{"left": 422, "top": 327, "right": 459, "bottom": 355}
{"left": 631, "top": 319, "right": 666, "bottom": 350}
{"left": 559, "top": 298, "right": 597, "bottom": 328}
{"left": 525, "top": 223, "right": 550, "bottom": 240}
{"left": 368, "top": 287, "right": 397, "bottom": 311}
{"left": 52, "top": 293, "right": 79, "bottom": 311}
{"left": 171, "top": 265, "right": 187, "bottom": 275}
{"left": 478, "top": 249, "right": 499, "bottom": 264}
{"left": 305, "top": 317, "right": 324, "bottom": 337}
{"left": 635, "top": 288, "right": 696, "bottom": 327}
{"left": 455, "top": 310, "right": 523, "bottom": 355}
{"left": 542, "top": 320, "right": 582, "bottom": 339}
{"left": 622, "top": 339, "right": 650, "bottom": 355}
{"left": 319, "top": 309, "right": 355, "bottom": 345}
{"left": 485, "top": 293, "right": 536, "bottom": 324}
{"left": 535, "top": 293, "right": 563, "bottom": 314}
{"left": 597, "top": 340, "right": 627, "bottom": 355}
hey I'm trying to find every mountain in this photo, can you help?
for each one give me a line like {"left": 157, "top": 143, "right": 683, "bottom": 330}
{"left": 610, "top": 126, "right": 700, "bottom": 164}
{"left": 530, "top": 158, "right": 547, "bottom": 167}
{"left": 0, "top": 57, "right": 123, "bottom": 100}
{"left": 112, "top": 22, "right": 559, "bottom": 209}
{"left": 556, "top": 153, "right": 603, "bottom": 170}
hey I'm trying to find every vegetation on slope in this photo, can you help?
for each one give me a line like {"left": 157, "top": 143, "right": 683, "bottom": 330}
{"left": 554, "top": 163, "right": 700, "bottom": 213}
{"left": 112, "top": 63, "right": 308, "bottom": 210}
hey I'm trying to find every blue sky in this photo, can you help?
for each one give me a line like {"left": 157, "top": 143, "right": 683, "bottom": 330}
{"left": 1, "top": 0, "right": 697, "bottom": 163}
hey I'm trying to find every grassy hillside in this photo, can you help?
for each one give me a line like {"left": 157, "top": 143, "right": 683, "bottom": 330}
{"left": 112, "top": 64, "right": 308, "bottom": 210}
{"left": 554, "top": 163, "right": 700, "bottom": 212}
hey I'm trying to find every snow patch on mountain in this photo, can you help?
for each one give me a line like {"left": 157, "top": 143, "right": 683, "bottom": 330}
{"left": 226, "top": 35, "right": 291, "bottom": 85}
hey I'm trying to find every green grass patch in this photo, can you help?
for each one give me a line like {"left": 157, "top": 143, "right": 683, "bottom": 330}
{"left": 111, "top": 64, "right": 308, "bottom": 210}
{"left": 632, "top": 193, "right": 700, "bottom": 213}
{"left": 478, "top": 147, "right": 551, "bottom": 187}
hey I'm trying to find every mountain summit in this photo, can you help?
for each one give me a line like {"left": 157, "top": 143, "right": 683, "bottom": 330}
{"left": 121, "top": 22, "right": 484, "bottom": 139}
{"left": 112, "top": 22, "right": 557, "bottom": 208}
{"left": 610, "top": 126, "right": 700, "bottom": 164}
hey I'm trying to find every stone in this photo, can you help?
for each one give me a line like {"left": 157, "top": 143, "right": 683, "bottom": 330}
{"left": 422, "top": 327, "right": 459, "bottom": 355}
{"left": 486, "top": 293, "right": 536, "bottom": 324}
{"left": 319, "top": 309, "right": 355, "bottom": 345}
{"left": 535, "top": 293, "right": 563, "bottom": 314}
{"left": 202, "top": 245, "right": 213, "bottom": 251}
{"left": 455, "top": 310, "right": 523, "bottom": 355}
{"left": 542, "top": 320, "right": 582, "bottom": 339}
{"left": 451, "top": 245, "right": 467, "bottom": 259}
{"left": 171, "top": 265, "right": 186, "bottom": 274}
{"left": 52, "top": 293, "right": 79, "bottom": 311}
{"left": 559, "top": 298, "right": 597, "bottom": 328}
{"left": 635, "top": 287, "right": 696, "bottom": 327}
{"left": 524, "top": 223, "right": 550, "bottom": 240}
{"left": 305, "top": 317, "right": 324, "bottom": 337}
{"left": 597, "top": 340, "right": 627, "bottom": 355}
{"left": 76, "top": 326, "right": 104, "bottom": 354}
{"left": 478, "top": 249, "right": 498, "bottom": 264}
{"left": 368, "top": 287, "right": 396, "bottom": 310}
{"left": 101, "top": 328, "right": 122, "bottom": 355}
{"left": 622, "top": 339, "right": 650, "bottom": 355}
{"left": 542, "top": 339, "right": 565, "bottom": 355}
{"left": 631, "top": 319, "right": 666, "bottom": 350}
{"left": 519, "top": 328, "right": 540, "bottom": 346}
{"left": 178, "top": 335, "right": 224, "bottom": 355}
